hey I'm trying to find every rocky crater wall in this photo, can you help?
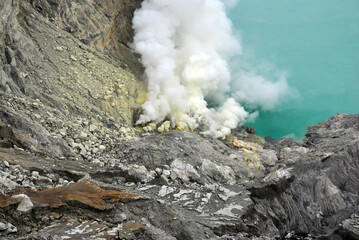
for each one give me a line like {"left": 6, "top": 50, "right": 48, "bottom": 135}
{"left": 0, "top": 1, "right": 358, "bottom": 240}
{"left": 0, "top": 0, "right": 146, "bottom": 157}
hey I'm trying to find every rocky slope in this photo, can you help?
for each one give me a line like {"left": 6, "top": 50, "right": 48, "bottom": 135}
{"left": 0, "top": 0, "right": 146, "bottom": 158}
{"left": 0, "top": 1, "right": 358, "bottom": 240}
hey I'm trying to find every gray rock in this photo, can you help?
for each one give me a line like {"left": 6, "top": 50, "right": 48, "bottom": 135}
{"left": 31, "top": 171, "right": 39, "bottom": 178}
{"left": 340, "top": 214, "right": 359, "bottom": 239}
{"left": 92, "top": 147, "right": 99, "bottom": 154}
{"left": 79, "top": 131, "right": 88, "bottom": 139}
{"left": 59, "top": 128, "right": 67, "bottom": 136}
{"left": 6, "top": 223, "right": 17, "bottom": 233}
{"left": 55, "top": 46, "right": 64, "bottom": 52}
{"left": 89, "top": 124, "right": 97, "bottom": 133}
{"left": 0, "top": 222, "right": 7, "bottom": 231}
{"left": 201, "top": 159, "right": 236, "bottom": 184}
{"left": 258, "top": 149, "right": 278, "bottom": 167}
{"left": 79, "top": 149, "right": 87, "bottom": 158}
{"left": 0, "top": 177, "right": 18, "bottom": 190}
{"left": 127, "top": 164, "right": 154, "bottom": 183}
{"left": 280, "top": 146, "right": 309, "bottom": 164}
{"left": 11, "top": 194, "right": 34, "bottom": 213}
{"left": 170, "top": 159, "right": 201, "bottom": 183}
{"left": 3, "top": 161, "right": 9, "bottom": 168}
{"left": 155, "top": 167, "right": 162, "bottom": 175}
{"left": 244, "top": 114, "right": 359, "bottom": 238}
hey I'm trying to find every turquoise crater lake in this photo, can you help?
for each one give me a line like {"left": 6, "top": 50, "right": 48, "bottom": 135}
{"left": 229, "top": 0, "right": 359, "bottom": 139}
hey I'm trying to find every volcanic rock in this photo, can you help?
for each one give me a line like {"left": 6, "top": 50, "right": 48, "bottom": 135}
{"left": 0, "top": 0, "right": 358, "bottom": 239}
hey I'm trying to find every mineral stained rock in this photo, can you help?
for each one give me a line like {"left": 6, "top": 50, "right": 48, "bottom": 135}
{"left": 0, "top": 181, "right": 142, "bottom": 211}
{"left": 0, "top": 0, "right": 358, "bottom": 239}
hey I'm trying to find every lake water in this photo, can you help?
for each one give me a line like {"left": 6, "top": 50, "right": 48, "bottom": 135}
{"left": 229, "top": 0, "right": 359, "bottom": 139}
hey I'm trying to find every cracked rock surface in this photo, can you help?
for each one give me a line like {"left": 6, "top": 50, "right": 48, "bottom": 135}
{"left": 0, "top": 114, "right": 358, "bottom": 239}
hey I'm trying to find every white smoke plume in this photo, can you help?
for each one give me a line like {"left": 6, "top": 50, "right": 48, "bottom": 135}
{"left": 222, "top": 0, "right": 240, "bottom": 9}
{"left": 131, "top": 0, "right": 289, "bottom": 137}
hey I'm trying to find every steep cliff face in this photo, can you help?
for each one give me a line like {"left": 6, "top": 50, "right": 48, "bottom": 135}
{"left": 0, "top": 0, "right": 146, "bottom": 156}
{"left": 27, "top": 0, "right": 144, "bottom": 76}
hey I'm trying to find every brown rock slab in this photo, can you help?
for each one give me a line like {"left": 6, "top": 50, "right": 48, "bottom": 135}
{"left": 0, "top": 194, "right": 19, "bottom": 208}
{"left": 0, "top": 125, "right": 14, "bottom": 139}
{"left": 0, "top": 124, "right": 39, "bottom": 151}
{"left": 122, "top": 222, "right": 145, "bottom": 234}
{"left": 27, "top": 181, "right": 143, "bottom": 210}
{"left": 1, "top": 181, "right": 143, "bottom": 211}
{"left": 0, "top": 125, "right": 15, "bottom": 148}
